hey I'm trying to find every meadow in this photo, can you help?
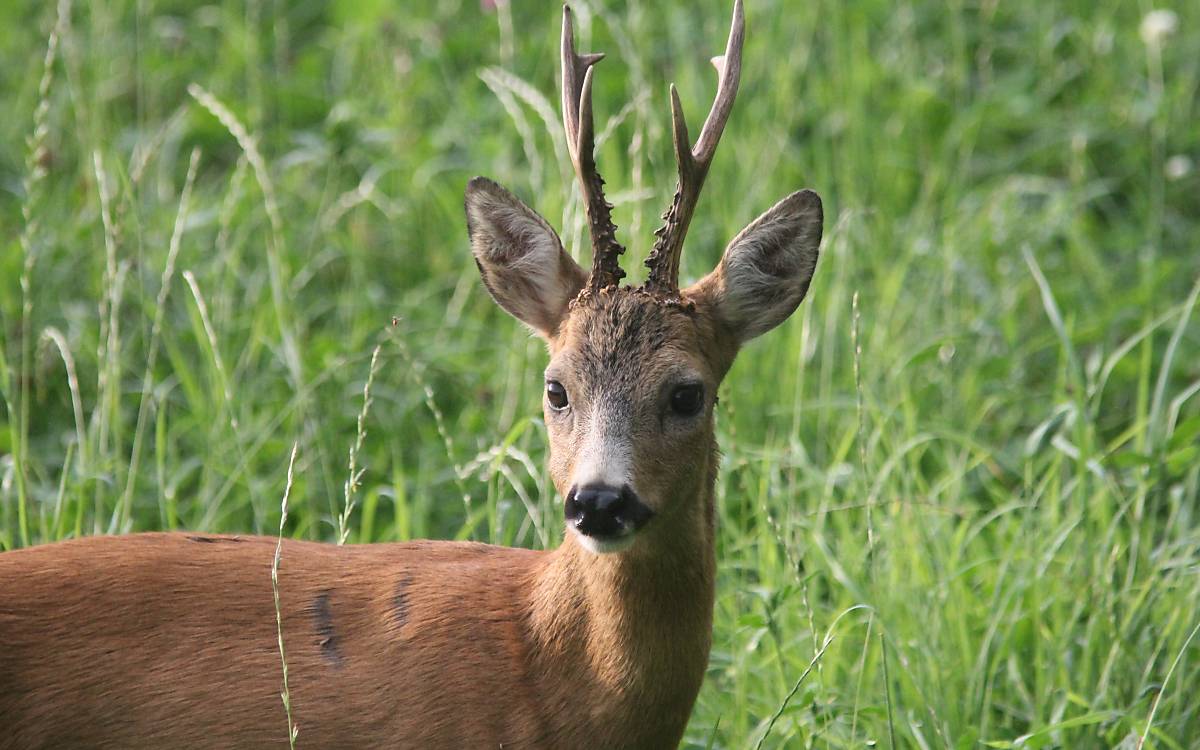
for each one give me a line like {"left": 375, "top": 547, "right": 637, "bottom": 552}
{"left": 2, "top": 0, "right": 1199, "bottom": 746}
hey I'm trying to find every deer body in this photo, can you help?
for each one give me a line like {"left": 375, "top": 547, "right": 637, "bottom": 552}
{"left": 1, "top": 2, "right": 824, "bottom": 747}
{"left": 1, "top": 525, "right": 712, "bottom": 749}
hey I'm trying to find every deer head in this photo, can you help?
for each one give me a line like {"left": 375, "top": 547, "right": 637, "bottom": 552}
{"left": 465, "top": 0, "right": 822, "bottom": 555}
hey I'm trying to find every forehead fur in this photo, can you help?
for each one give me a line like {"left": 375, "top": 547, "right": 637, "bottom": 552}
{"left": 551, "top": 288, "right": 737, "bottom": 382}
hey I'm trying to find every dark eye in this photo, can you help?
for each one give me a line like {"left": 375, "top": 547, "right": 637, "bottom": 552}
{"left": 669, "top": 384, "right": 704, "bottom": 417}
{"left": 546, "top": 380, "right": 569, "bottom": 411}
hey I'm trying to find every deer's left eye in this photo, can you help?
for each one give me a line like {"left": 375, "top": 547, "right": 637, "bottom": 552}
{"left": 669, "top": 384, "right": 705, "bottom": 417}
{"left": 546, "top": 380, "right": 569, "bottom": 411}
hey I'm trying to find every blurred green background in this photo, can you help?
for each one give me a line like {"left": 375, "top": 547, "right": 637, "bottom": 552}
{"left": 2, "top": 0, "right": 1198, "bottom": 746}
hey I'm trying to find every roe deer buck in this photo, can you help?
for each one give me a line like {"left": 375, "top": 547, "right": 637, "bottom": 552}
{"left": 0, "top": 2, "right": 822, "bottom": 747}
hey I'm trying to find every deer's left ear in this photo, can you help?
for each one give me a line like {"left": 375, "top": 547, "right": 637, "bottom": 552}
{"left": 465, "top": 177, "right": 587, "bottom": 339}
{"left": 686, "top": 190, "right": 823, "bottom": 344}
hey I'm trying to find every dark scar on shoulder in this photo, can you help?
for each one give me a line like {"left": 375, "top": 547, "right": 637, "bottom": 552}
{"left": 392, "top": 577, "right": 411, "bottom": 628}
{"left": 308, "top": 592, "right": 344, "bottom": 667}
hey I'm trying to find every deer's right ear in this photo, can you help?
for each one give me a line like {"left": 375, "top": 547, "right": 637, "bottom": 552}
{"left": 465, "top": 177, "right": 587, "bottom": 339}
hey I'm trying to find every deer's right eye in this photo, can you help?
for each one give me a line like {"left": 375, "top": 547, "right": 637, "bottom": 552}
{"left": 669, "top": 383, "right": 705, "bottom": 417}
{"left": 546, "top": 380, "right": 569, "bottom": 411}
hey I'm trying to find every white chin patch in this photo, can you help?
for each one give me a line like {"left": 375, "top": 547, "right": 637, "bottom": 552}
{"left": 570, "top": 527, "right": 636, "bottom": 555}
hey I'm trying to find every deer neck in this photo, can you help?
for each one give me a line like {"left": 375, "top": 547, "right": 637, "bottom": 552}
{"left": 524, "top": 450, "right": 719, "bottom": 746}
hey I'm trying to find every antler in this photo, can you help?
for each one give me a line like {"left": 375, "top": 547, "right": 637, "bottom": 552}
{"left": 644, "top": 0, "right": 745, "bottom": 295}
{"left": 562, "top": 5, "right": 625, "bottom": 292}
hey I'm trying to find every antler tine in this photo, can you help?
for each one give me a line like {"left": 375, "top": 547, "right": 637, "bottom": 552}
{"left": 644, "top": 0, "right": 745, "bottom": 295}
{"left": 562, "top": 5, "right": 626, "bottom": 292}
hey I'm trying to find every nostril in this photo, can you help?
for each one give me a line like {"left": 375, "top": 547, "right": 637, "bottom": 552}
{"left": 564, "top": 486, "right": 583, "bottom": 521}
{"left": 619, "top": 485, "right": 638, "bottom": 512}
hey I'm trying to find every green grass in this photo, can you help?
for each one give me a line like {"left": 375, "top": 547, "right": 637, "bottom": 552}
{"left": 2, "top": 0, "right": 1198, "bottom": 746}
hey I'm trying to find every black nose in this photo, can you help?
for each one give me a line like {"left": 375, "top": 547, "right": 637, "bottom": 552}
{"left": 565, "top": 484, "right": 627, "bottom": 538}
{"left": 565, "top": 484, "right": 646, "bottom": 539}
